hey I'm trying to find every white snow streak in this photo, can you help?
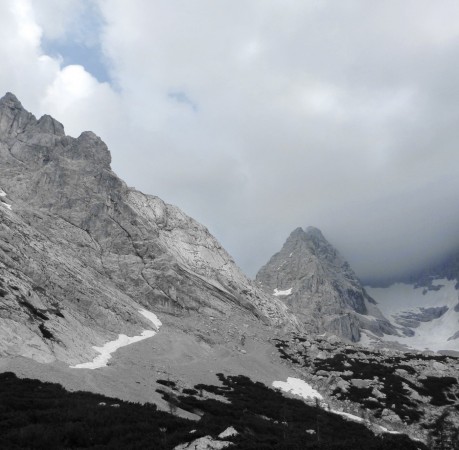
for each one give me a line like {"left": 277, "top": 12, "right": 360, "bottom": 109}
{"left": 330, "top": 410, "right": 365, "bottom": 423}
{"left": 70, "top": 309, "right": 161, "bottom": 369}
{"left": 0, "top": 189, "right": 12, "bottom": 209}
{"left": 329, "top": 409, "right": 401, "bottom": 434}
{"left": 273, "top": 288, "right": 292, "bottom": 296}
{"left": 272, "top": 377, "right": 323, "bottom": 401}
{"left": 377, "top": 425, "right": 402, "bottom": 435}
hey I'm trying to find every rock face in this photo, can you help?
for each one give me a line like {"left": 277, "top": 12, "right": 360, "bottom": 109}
{"left": 256, "top": 227, "right": 396, "bottom": 341}
{"left": 174, "top": 436, "right": 233, "bottom": 450}
{"left": 0, "top": 92, "right": 291, "bottom": 365}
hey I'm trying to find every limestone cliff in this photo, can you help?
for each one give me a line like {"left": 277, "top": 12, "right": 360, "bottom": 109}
{"left": 0, "top": 93, "right": 291, "bottom": 365}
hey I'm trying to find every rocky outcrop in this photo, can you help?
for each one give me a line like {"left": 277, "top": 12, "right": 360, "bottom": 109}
{"left": 256, "top": 227, "right": 396, "bottom": 341}
{"left": 0, "top": 92, "right": 291, "bottom": 365}
{"left": 273, "top": 333, "right": 459, "bottom": 443}
{"left": 174, "top": 435, "right": 233, "bottom": 450}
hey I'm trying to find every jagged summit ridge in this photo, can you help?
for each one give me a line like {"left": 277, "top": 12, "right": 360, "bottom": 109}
{"left": 0, "top": 92, "right": 23, "bottom": 108}
{"left": 0, "top": 92, "right": 109, "bottom": 168}
{"left": 0, "top": 92, "right": 292, "bottom": 365}
{"left": 256, "top": 226, "right": 397, "bottom": 342}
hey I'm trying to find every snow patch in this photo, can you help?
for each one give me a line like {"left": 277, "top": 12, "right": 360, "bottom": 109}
{"left": 139, "top": 309, "right": 162, "bottom": 329}
{"left": 329, "top": 409, "right": 402, "bottom": 435}
{"left": 273, "top": 377, "right": 323, "bottom": 401}
{"left": 330, "top": 410, "right": 365, "bottom": 423}
{"left": 0, "top": 188, "right": 12, "bottom": 209}
{"left": 377, "top": 425, "right": 402, "bottom": 435}
{"left": 273, "top": 288, "right": 292, "bottom": 296}
{"left": 70, "top": 309, "right": 161, "bottom": 369}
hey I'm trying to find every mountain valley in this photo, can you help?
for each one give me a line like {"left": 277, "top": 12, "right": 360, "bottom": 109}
{"left": 0, "top": 93, "right": 457, "bottom": 449}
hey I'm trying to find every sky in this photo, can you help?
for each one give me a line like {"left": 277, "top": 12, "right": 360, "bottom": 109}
{"left": 2, "top": 0, "right": 459, "bottom": 283}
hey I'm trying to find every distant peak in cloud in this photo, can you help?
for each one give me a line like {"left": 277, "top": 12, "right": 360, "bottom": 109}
{"left": 4, "top": 1, "right": 459, "bottom": 286}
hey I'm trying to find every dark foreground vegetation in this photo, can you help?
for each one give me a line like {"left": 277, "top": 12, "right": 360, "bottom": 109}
{"left": 0, "top": 372, "right": 193, "bottom": 449}
{"left": 0, "top": 371, "right": 426, "bottom": 449}
{"left": 159, "top": 373, "right": 425, "bottom": 449}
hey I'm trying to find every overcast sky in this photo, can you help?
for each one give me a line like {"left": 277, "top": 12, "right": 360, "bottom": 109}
{"left": 2, "top": 0, "right": 459, "bottom": 282}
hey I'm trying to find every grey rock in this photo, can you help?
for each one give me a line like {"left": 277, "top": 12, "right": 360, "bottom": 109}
{"left": 0, "top": 92, "right": 294, "bottom": 365}
{"left": 336, "top": 379, "right": 350, "bottom": 392}
{"left": 371, "top": 387, "right": 385, "bottom": 399}
{"left": 447, "top": 330, "right": 459, "bottom": 341}
{"left": 432, "top": 361, "right": 447, "bottom": 371}
{"left": 256, "top": 227, "right": 397, "bottom": 341}
{"left": 174, "top": 436, "right": 233, "bottom": 450}
{"left": 381, "top": 408, "right": 402, "bottom": 423}
{"left": 400, "top": 327, "right": 415, "bottom": 337}
{"left": 394, "top": 306, "right": 448, "bottom": 329}
{"left": 351, "top": 379, "right": 372, "bottom": 389}
{"left": 218, "top": 426, "right": 238, "bottom": 439}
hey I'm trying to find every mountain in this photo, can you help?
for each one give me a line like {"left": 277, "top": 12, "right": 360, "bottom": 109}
{"left": 0, "top": 92, "right": 292, "bottom": 367}
{"left": 0, "top": 93, "right": 455, "bottom": 448}
{"left": 256, "top": 226, "right": 397, "bottom": 342}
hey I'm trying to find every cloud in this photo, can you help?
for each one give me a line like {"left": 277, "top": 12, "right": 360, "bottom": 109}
{"left": 0, "top": 0, "right": 119, "bottom": 138}
{"left": 3, "top": 1, "right": 459, "bottom": 283}
{"left": 33, "top": 0, "right": 98, "bottom": 43}
{"left": 168, "top": 91, "right": 198, "bottom": 112}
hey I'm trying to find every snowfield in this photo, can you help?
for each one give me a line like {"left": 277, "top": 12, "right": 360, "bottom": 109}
{"left": 366, "top": 279, "right": 459, "bottom": 352}
{"left": 70, "top": 309, "right": 161, "bottom": 369}
{"left": 272, "top": 377, "right": 323, "bottom": 401}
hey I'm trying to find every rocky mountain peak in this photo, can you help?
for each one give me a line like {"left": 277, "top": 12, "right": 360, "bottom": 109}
{"left": 36, "top": 114, "right": 65, "bottom": 137}
{"left": 0, "top": 92, "right": 23, "bottom": 109}
{"left": 71, "top": 130, "right": 111, "bottom": 168}
{"left": 0, "top": 95, "right": 110, "bottom": 178}
{"left": 288, "top": 226, "right": 305, "bottom": 238}
{"left": 305, "top": 225, "right": 325, "bottom": 238}
{"left": 257, "top": 226, "right": 397, "bottom": 342}
{"left": 0, "top": 92, "right": 35, "bottom": 137}
{"left": 273, "top": 226, "right": 344, "bottom": 281}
